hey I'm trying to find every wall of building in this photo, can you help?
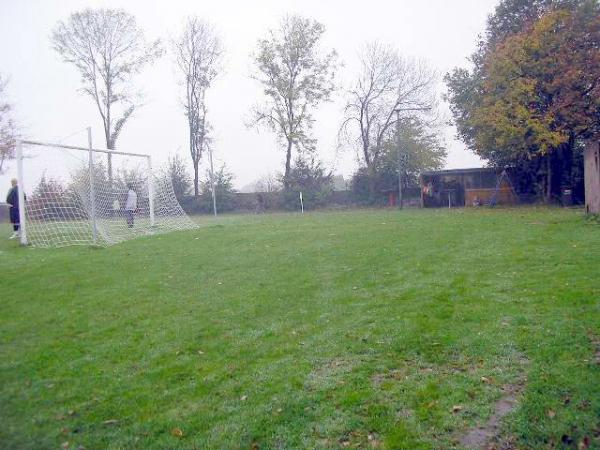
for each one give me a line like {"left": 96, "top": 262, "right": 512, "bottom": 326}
{"left": 421, "top": 169, "right": 519, "bottom": 208}
{"left": 584, "top": 141, "right": 600, "bottom": 214}
{"left": 465, "top": 186, "right": 516, "bottom": 207}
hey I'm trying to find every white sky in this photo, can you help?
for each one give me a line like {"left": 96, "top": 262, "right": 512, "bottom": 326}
{"left": 0, "top": 0, "right": 497, "bottom": 192}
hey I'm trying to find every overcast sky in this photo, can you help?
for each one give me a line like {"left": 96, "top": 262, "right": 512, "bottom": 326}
{"left": 0, "top": 0, "right": 498, "bottom": 192}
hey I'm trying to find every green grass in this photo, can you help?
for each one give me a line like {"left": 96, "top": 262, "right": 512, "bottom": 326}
{"left": 0, "top": 208, "right": 599, "bottom": 449}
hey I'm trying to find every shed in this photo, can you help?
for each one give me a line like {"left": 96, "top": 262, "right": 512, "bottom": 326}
{"left": 420, "top": 168, "right": 518, "bottom": 208}
{"left": 584, "top": 140, "right": 600, "bottom": 214}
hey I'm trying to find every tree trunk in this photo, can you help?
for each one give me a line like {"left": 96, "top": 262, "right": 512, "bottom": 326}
{"left": 562, "top": 134, "right": 575, "bottom": 190}
{"left": 189, "top": 118, "right": 198, "bottom": 196}
{"left": 193, "top": 163, "right": 199, "bottom": 197}
{"left": 367, "top": 163, "right": 377, "bottom": 203}
{"left": 105, "top": 111, "right": 113, "bottom": 186}
{"left": 284, "top": 138, "right": 293, "bottom": 191}
{"left": 362, "top": 144, "right": 376, "bottom": 202}
{"left": 546, "top": 154, "right": 552, "bottom": 203}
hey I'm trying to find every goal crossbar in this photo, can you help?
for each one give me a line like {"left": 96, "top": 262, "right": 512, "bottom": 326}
{"left": 21, "top": 139, "right": 150, "bottom": 158}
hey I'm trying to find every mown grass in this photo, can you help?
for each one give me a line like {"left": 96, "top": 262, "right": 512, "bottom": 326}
{"left": 0, "top": 208, "right": 598, "bottom": 449}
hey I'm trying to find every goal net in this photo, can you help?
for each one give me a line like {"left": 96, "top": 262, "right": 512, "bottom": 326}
{"left": 17, "top": 139, "right": 198, "bottom": 247}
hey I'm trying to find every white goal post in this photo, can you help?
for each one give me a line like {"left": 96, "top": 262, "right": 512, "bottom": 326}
{"left": 16, "top": 128, "right": 198, "bottom": 247}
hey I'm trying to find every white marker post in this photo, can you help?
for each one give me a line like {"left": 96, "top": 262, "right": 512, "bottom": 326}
{"left": 300, "top": 191, "right": 304, "bottom": 214}
{"left": 16, "top": 140, "right": 27, "bottom": 246}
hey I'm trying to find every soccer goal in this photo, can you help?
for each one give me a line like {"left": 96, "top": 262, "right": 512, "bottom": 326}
{"left": 16, "top": 129, "right": 198, "bottom": 247}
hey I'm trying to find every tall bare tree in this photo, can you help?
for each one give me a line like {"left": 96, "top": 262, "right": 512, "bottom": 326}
{"left": 0, "top": 75, "right": 17, "bottom": 174}
{"left": 172, "top": 17, "right": 223, "bottom": 196}
{"left": 253, "top": 172, "right": 281, "bottom": 193}
{"left": 251, "top": 15, "right": 338, "bottom": 190}
{"left": 51, "top": 8, "right": 162, "bottom": 181}
{"left": 340, "top": 42, "right": 438, "bottom": 196}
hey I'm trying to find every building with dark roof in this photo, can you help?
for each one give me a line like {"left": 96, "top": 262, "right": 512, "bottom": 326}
{"left": 419, "top": 167, "right": 518, "bottom": 208}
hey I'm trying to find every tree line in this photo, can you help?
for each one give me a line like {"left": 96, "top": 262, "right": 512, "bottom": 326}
{"left": 3, "top": 1, "right": 597, "bottom": 207}
{"left": 0, "top": 8, "right": 446, "bottom": 207}
{"left": 446, "top": 0, "right": 600, "bottom": 203}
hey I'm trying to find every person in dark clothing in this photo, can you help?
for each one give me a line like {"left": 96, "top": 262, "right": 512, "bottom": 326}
{"left": 6, "top": 178, "right": 20, "bottom": 239}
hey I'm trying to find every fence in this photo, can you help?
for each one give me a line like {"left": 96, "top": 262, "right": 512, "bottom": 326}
{"left": 179, "top": 189, "right": 422, "bottom": 215}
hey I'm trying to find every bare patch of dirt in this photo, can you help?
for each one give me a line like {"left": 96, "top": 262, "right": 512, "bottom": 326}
{"left": 459, "top": 384, "right": 523, "bottom": 449}
{"left": 338, "top": 430, "right": 381, "bottom": 448}
{"left": 371, "top": 368, "right": 406, "bottom": 386}
{"left": 588, "top": 332, "right": 600, "bottom": 365}
{"left": 305, "top": 358, "right": 356, "bottom": 391}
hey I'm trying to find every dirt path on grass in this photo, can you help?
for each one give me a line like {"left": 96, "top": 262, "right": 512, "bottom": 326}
{"left": 459, "top": 384, "right": 522, "bottom": 449}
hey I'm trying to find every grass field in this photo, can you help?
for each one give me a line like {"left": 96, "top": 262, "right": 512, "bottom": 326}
{"left": 1, "top": 208, "right": 599, "bottom": 449}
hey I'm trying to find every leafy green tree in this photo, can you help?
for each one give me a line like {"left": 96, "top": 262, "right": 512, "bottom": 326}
{"left": 114, "top": 166, "right": 145, "bottom": 189}
{"left": 166, "top": 154, "right": 192, "bottom": 201}
{"left": 199, "top": 164, "right": 236, "bottom": 212}
{"left": 480, "top": 0, "right": 581, "bottom": 55}
{"left": 351, "top": 119, "right": 446, "bottom": 203}
{"left": 445, "top": 0, "right": 576, "bottom": 161}
{"left": 69, "top": 160, "right": 108, "bottom": 196}
{"left": 29, "top": 176, "right": 71, "bottom": 220}
{"left": 283, "top": 156, "right": 333, "bottom": 209}
{"left": 446, "top": 0, "right": 599, "bottom": 201}
{"left": 250, "top": 15, "right": 338, "bottom": 190}
{"left": 398, "top": 120, "right": 447, "bottom": 188}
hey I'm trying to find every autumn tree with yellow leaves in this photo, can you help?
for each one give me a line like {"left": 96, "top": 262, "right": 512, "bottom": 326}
{"left": 446, "top": 0, "right": 600, "bottom": 201}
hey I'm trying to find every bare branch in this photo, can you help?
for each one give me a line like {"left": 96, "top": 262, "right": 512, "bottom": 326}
{"left": 340, "top": 42, "right": 439, "bottom": 176}
{"left": 0, "top": 75, "right": 18, "bottom": 174}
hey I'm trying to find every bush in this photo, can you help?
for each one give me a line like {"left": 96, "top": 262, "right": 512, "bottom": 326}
{"left": 180, "top": 164, "right": 237, "bottom": 214}
{"left": 283, "top": 156, "right": 333, "bottom": 210}
{"left": 165, "top": 154, "right": 192, "bottom": 201}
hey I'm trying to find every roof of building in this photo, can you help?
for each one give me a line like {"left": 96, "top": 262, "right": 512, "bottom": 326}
{"left": 420, "top": 167, "right": 496, "bottom": 177}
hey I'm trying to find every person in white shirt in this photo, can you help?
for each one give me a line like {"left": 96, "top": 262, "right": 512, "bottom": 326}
{"left": 125, "top": 184, "right": 137, "bottom": 228}
{"left": 112, "top": 198, "right": 120, "bottom": 217}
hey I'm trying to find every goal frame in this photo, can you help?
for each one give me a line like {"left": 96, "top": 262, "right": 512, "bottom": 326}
{"left": 16, "top": 128, "right": 155, "bottom": 246}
